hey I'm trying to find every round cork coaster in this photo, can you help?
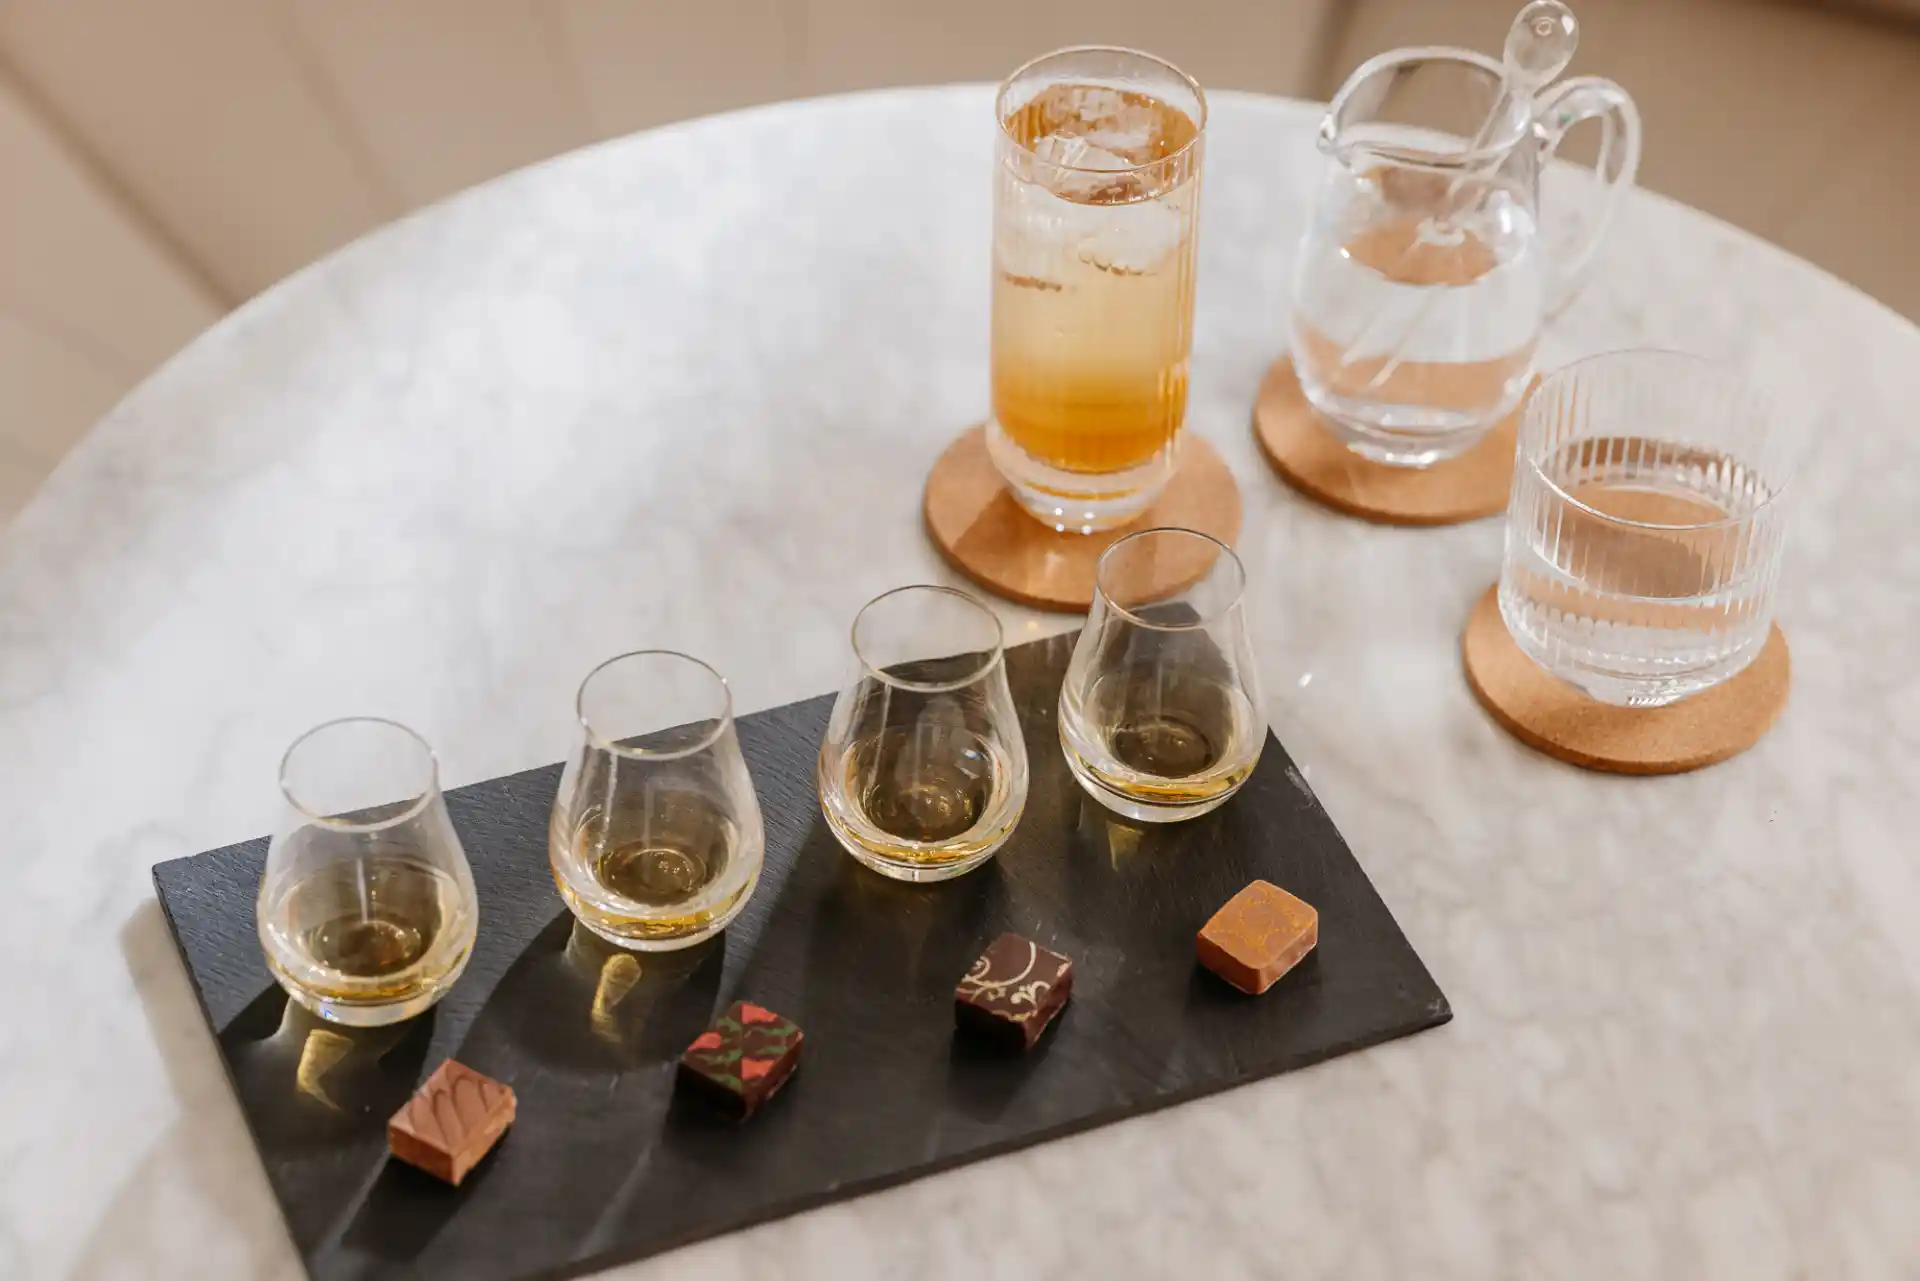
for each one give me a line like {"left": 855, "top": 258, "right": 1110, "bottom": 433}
{"left": 922, "top": 425, "right": 1242, "bottom": 612}
{"left": 1252, "top": 355, "right": 1530, "bottom": 526}
{"left": 1461, "top": 585, "right": 1791, "bottom": 775}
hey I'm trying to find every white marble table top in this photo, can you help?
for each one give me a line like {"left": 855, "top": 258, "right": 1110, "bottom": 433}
{"left": 1, "top": 86, "right": 1917, "bottom": 1280}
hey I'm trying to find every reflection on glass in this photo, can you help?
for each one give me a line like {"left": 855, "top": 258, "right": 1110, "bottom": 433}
{"left": 817, "top": 586, "right": 1029, "bottom": 883}
{"left": 257, "top": 717, "right": 479, "bottom": 1027}
{"left": 1059, "top": 527, "right": 1265, "bottom": 822}
{"left": 549, "top": 651, "right": 766, "bottom": 950}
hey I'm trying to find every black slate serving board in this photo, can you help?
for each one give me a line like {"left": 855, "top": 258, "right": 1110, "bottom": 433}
{"left": 154, "top": 632, "right": 1450, "bottom": 1281}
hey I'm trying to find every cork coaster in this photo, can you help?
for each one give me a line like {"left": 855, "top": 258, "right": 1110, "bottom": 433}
{"left": 1253, "top": 356, "right": 1530, "bottom": 526}
{"left": 923, "top": 425, "right": 1242, "bottom": 612}
{"left": 1461, "top": 585, "right": 1790, "bottom": 775}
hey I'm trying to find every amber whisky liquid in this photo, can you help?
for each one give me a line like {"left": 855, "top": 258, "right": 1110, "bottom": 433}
{"left": 818, "top": 725, "right": 1024, "bottom": 881}
{"left": 1059, "top": 671, "right": 1262, "bottom": 821}
{"left": 551, "top": 789, "right": 758, "bottom": 950}
{"left": 259, "top": 856, "right": 475, "bottom": 1026}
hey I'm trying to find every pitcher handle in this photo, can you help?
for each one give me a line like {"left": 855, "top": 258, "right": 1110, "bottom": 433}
{"left": 1534, "top": 75, "right": 1642, "bottom": 315}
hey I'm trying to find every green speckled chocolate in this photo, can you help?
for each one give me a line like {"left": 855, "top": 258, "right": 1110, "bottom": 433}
{"left": 678, "top": 1001, "right": 804, "bottom": 1118}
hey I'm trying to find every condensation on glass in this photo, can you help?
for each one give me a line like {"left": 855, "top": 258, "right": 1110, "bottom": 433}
{"left": 988, "top": 46, "right": 1206, "bottom": 532}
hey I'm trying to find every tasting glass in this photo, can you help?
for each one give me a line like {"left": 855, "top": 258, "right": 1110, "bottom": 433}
{"left": 258, "top": 718, "right": 478, "bottom": 1027}
{"left": 817, "top": 586, "right": 1029, "bottom": 882}
{"left": 549, "top": 651, "right": 766, "bottom": 950}
{"left": 987, "top": 46, "right": 1206, "bottom": 532}
{"left": 1498, "top": 350, "right": 1796, "bottom": 707}
{"left": 1059, "top": 527, "right": 1265, "bottom": 822}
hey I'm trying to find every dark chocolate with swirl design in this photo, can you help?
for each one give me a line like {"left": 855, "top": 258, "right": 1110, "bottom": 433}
{"left": 954, "top": 932, "right": 1073, "bottom": 1051}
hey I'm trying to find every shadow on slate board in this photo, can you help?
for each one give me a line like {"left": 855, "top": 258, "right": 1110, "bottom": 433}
{"left": 152, "top": 631, "right": 1451, "bottom": 1281}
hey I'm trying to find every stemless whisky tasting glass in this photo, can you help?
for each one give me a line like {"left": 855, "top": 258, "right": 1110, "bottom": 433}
{"left": 257, "top": 718, "right": 479, "bottom": 1027}
{"left": 818, "top": 586, "right": 1029, "bottom": 882}
{"left": 987, "top": 46, "right": 1206, "bottom": 532}
{"left": 1499, "top": 349, "right": 1796, "bottom": 707}
{"left": 1060, "top": 527, "right": 1265, "bottom": 822}
{"left": 550, "top": 651, "right": 766, "bottom": 950}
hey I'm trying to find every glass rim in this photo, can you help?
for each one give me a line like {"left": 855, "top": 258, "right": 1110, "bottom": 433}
{"left": 1094, "top": 526, "right": 1245, "bottom": 630}
{"left": 1324, "top": 46, "right": 1526, "bottom": 172}
{"left": 576, "top": 649, "right": 735, "bottom": 760}
{"left": 278, "top": 716, "right": 441, "bottom": 834}
{"left": 995, "top": 45, "right": 1208, "bottom": 176}
{"left": 1522, "top": 348, "right": 1794, "bottom": 532}
{"left": 851, "top": 584, "right": 1006, "bottom": 693}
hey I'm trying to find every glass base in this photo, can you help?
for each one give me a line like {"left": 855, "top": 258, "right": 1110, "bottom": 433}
{"left": 1509, "top": 634, "right": 1765, "bottom": 709}
{"left": 571, "top": 917, "right": 727, "bottom": 951}
{"left": 1312, "top": 405, "right": 1492, "bottom": 468}
{"left": 1498, "top": 583, "right": 1769, "bottom": 709}
{"left": 822, "top": 810, "right": 1011, "bottom": 883}
{"left": 274, "top": 961, "right": 467, "bottom": 1027}
{"left": 985, "top": 419, "right": 1172, "bottom": 532}
{"left": 565, "top": 886, "right": 754, "bottom": 952}
{"left": 1063, "top": 750, "right": 1244, "bottom": 825}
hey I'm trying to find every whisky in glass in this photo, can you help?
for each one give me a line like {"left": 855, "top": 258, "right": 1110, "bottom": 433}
{"left": 817, "top": 586, "right": 1029, "bottom": 882}
{"left": 1059, "top": 527, "right": 1266, "bottom": 822}
{"left": 549, "top": 650, "right": 765, "bottom": 950}
{"left": 257, "top": 718, "right": 479, "bottom": 1027}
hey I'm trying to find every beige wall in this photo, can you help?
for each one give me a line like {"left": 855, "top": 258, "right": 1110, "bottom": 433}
{"left": 0, "top": 0, "right": 1340, "bottom": 302}
{"left": 0, "top": 65, "right": 222, "bottom": 512}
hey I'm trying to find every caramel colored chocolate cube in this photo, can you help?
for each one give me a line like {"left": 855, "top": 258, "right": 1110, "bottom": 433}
{"left": 1196, "top": 880, "right": 1318, "bottom": 995}
{"left": 388, "top": 1059, "right": 517, "bottom": 1185}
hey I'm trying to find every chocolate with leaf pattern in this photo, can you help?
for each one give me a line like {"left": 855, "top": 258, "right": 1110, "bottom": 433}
{"left": 677, "top": 1000, "right": 805, "bottom": 1120}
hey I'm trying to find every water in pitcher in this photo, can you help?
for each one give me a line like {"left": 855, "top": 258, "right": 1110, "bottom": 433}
{"left": 1291, "top": 168, "right": 1542, "bottom": 466}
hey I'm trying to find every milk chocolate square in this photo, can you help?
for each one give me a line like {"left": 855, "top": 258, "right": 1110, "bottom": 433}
{"left": 387, "top": 1059, "right": 517, "bottom": 1186}
{"left": 1197, "top": 880, "right": 1318, "bottom": 995}
{"left": 955, "top": 933, "right": 1074, "bottom": 1051}
{"left": 678, "top": 1001, "right": 805, "bottom": 1121}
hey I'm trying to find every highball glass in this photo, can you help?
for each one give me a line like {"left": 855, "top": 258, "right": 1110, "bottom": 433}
{"left": 987, "top": 46, "right": 1206, "bottom": 532}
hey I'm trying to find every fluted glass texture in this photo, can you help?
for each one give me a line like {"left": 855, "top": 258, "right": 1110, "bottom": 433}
{"left": 1498, "top": 350, "right": 1795, "bottom": 707}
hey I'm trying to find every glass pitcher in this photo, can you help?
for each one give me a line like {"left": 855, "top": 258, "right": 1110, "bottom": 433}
{"left": 1289, "top": 45, "right": 1640, "bottom": 467}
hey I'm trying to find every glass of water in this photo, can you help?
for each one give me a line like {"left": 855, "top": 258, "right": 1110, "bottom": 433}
{"left": 549, "top": 651, "right": 766, "bottom": 950}
{"left": 1498, "top": 350, "right": 1796, "bottom": 707}
{"left": 1059, "top": 527, "right": 1265, "bottom": 822}
{"left": 817, "top": 586, "right": 1029, "bottom": 882}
